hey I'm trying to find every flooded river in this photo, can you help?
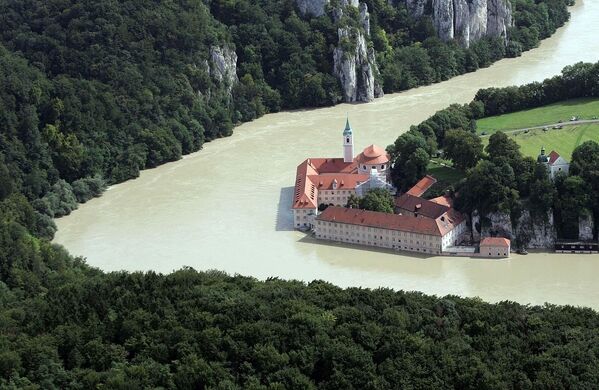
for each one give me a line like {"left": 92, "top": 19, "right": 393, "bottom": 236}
{"left": 55, "top": 0, "right": 599, "bottom": 308}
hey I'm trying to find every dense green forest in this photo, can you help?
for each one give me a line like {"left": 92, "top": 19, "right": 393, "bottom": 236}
{"left": 3, "top": 249, "right": 599, "bottom": 388}
{"left": 388, "top": 61, "right": 599, "bottom": 241}
{"left": 0, "top": 0, "right": 592, "bottom": 387}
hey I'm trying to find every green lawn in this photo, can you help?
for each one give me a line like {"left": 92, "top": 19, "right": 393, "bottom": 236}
{"left": 425, "top": 160, "right": 466, "bottom": 196}
{"left": 482, "top": 123, "right": 599, "bottom": 160}
{"left": 476, "top": 98, "right": 599, "bottom": 134}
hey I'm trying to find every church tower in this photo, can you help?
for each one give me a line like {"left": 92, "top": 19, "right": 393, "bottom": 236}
{"left": 343, "top": 117, "right": 354, "bottom": 163}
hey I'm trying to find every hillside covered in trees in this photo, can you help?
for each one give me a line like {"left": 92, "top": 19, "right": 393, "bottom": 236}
{"left": 2, "top": 246, "right": 599, "bottom": 388}
{"left": 0, "top": 0, "right": 593, "bottom": 387}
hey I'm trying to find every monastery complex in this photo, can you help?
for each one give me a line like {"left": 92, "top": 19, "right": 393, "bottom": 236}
{"left": 291, "top": 119, "right": 510, "bottom": 258}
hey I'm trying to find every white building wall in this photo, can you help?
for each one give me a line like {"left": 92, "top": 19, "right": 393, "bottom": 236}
{"left": 549, "top": 159, "right": 569, "bottom": 179}
{"left": 294, "top": 208, "right": 317, "bottom": 228}
{"left": 480, "top": 244, "right": 510, "bottom": 258}
{"left": 314, "top": 220, "right": 443, "bottom": 254}
{"left": 317, "top": 189, "right": 355, "bottom": 207}
{"left": 441, "top": 220, "right": 467, "bottom": 251}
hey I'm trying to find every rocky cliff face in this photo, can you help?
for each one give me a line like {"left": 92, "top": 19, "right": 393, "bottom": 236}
{"left": 579, "top": 214, "right": 595, "bottom": 241}
{"left": 473, "top": 210, "right": 557, "bottom": 249}
{"left": 209, "top": 46, "right": 238, "bottom": 98}
{"left": 406, "top": 0, "right": 512, "bottom": 47}
{"left": 297, "top": 0, "right": 382, "bottom": 102}
{"left": 516, "top": 210, "right": 557, "bottom": 249}
{"left": 333, "top": 26, "right": 383, "bottom": 102}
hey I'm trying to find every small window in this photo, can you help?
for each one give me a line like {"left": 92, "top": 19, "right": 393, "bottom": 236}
{"left": 363, "top": 165, "right": 366, "bottom": 169}
{"left": 381, "top": 165, "right": 384, "bottom": 169}
{"left": 346, "top": 137, "right": 350, "bottom": 143}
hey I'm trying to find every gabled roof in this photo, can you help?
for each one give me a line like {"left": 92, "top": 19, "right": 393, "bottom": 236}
{"left": 316, "top": 206, "right": 444, "bottom": 236}
{"left": 430, "top": 195, "right": 453, "bottom": 208}
{"left": 395, "top": 193, "right": 449, "bottom": 219}
{"left": 406, "top": 175, "right": 437, "bottom": 197}
{"left": 292, "top": 158, "right": 361, "bottom": 210}
{"left": 316, "top": 206, "right": 465, "bottom": 237}
{"left": 308, "top": 173, "right": 369, "bottom": 190}
{"left": 480, "top": 237, "right": 511, "bottom": 247}
{"left": 548, "top": 150, "right": 561, "bottom": 165}
{"left": 292, "top": 160, "right": 318, "bottom": 209}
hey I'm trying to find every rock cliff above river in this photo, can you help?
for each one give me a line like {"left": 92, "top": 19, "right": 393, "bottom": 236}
{"left": 209, "top": 45, "right": 238, "bottom": 98}
{"left": 333, "top": 26, "right": 383, "bottom": 102}
{"left": 421, "top": 0, "right": 513, "bottom": 47}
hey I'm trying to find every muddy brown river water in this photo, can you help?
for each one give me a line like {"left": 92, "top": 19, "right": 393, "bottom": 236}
{"left": 55, "top": 0, "right": 599, "bottom": 308}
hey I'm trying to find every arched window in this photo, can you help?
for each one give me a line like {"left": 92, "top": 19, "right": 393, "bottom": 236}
{"left": 346, "top": 137, "right": 350, "bottom": 143}
{"left": 380, "top": 165, "right": 385, "bottom": 169}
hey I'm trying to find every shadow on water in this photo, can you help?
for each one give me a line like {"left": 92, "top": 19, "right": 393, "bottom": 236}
{"left": 276, "top": 187, "right": 295, "bottom": 231}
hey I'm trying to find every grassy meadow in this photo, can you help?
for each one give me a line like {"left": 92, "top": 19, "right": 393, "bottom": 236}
{"left": 481, "top": 123, "right": 599, "bottom": 160}
{"left": 476, "top": 98, "right": 599, "bottom": 134}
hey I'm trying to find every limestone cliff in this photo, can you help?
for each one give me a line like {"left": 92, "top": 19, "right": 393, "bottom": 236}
{"left": 579, "top": 214, "right": 595, "bottom": 241}
{"left": 209, "top": 45, "right": 238, "bottom": 98}
{"left": 296, "top": 0, "right": 382, "bottom": 102}
{"left": 515, "top": 210, "right": 557, "bottom": 249}
{"left": 405, "top": 0, "right": 512, "bottom": 47}
{"left": 333, "top": 26, "right": 383, "bottom": 102}
{"left": 473, "top": 210, "right": 557, "bottom": 249}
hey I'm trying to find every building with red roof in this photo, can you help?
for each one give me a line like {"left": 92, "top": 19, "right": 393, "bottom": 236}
{"left": 292, "top": 119, "right": 470, "bottom": 256}
{"left": 537, "top": 147, "right": 570, "bottom": 179}
{"left": 315, "top": 206, "right": 467, "bottom": 254}
{"left": 291, "top": 119, "right": 392, "bottom": 228}
{"left": 479, "top": 237, "right": 511, "bottom": 258}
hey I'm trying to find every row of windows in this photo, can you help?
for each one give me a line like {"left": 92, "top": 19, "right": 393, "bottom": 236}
{"left": 319, "top": 229, "right": 440, "bottom": 248}
{"left": 316, "top": 234, "right": 441, "bottom": 254}
{"left": 317, "top": 222, "right": 438, "bottom": 240}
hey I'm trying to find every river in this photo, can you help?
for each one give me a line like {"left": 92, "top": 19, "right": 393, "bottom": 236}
{"left": 54, "top": 0, "right": 599, "bottom": 309}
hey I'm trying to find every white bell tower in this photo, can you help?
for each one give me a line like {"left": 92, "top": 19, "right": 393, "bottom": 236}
{"left": 343, "top": 116, "right": 354, "bottom": 163}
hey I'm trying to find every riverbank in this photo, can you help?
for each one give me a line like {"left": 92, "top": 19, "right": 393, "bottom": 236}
{"left": 54, "top": 0, "right": 599, "bottom": 309}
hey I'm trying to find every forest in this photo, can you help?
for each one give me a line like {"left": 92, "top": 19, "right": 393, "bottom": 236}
{"left": 388, "top": 61, "right": 599, "bottom": 241}
{"left": 0, "top": 0, "right": 595, "bottom": 387}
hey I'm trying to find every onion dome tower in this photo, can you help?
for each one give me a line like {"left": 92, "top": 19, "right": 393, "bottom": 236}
{"left": 537, "top": 146, "right": 549, "bottom": 163}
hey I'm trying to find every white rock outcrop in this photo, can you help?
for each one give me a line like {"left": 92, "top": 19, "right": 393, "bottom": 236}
{"left": 333, "top": 27, "right": 383, "bottom": 102}
{"left": 579, "top": 214, "right": 595, "bottom": 241}
{"left": 209, "top": 46, "right": 238, "bottom": 96}
{"left": 474, "top": 210, "right": 557, "bottom": 249}
{"left": 515, "top": 210, "right": 557, "bottom": 249}
{"left": 405, "top": 0, "right": 512, "bottom": 47}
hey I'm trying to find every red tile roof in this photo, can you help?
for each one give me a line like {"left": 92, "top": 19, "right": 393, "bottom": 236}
{"left": 406, "top": 175, "right": 437, "bottom": 197}
{"left": 307, "top": 158, "right": 358, "bottom": 174}
{"left": 316, "top": 206, "right": 464, "bottom": 237}
{"left": 356, "top": 144, "right": 390, "bottom": 165}
{"left": 480, "top": 237, "right": 511, "bottom": 247}
{"left": 430, "top": 195, "right": 453, "bottom": 208}
{"left": 308, "top": 173, "right": 369, "bottom": 190}
{"left": 292, "top": 158, "right": 363, "bottom": 209}
{"left": 395, "top": 193, "right": 449, "bottom": 219}
{"left": 547, "top": 150, "right": 561, "bottom": 165}
{"left": 292, "top": 160, "right": 318, "bottom": 209}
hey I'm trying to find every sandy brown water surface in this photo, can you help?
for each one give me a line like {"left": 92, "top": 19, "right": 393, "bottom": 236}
{"left": 55, "top": 1, "right": 599, "bottom": 308}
